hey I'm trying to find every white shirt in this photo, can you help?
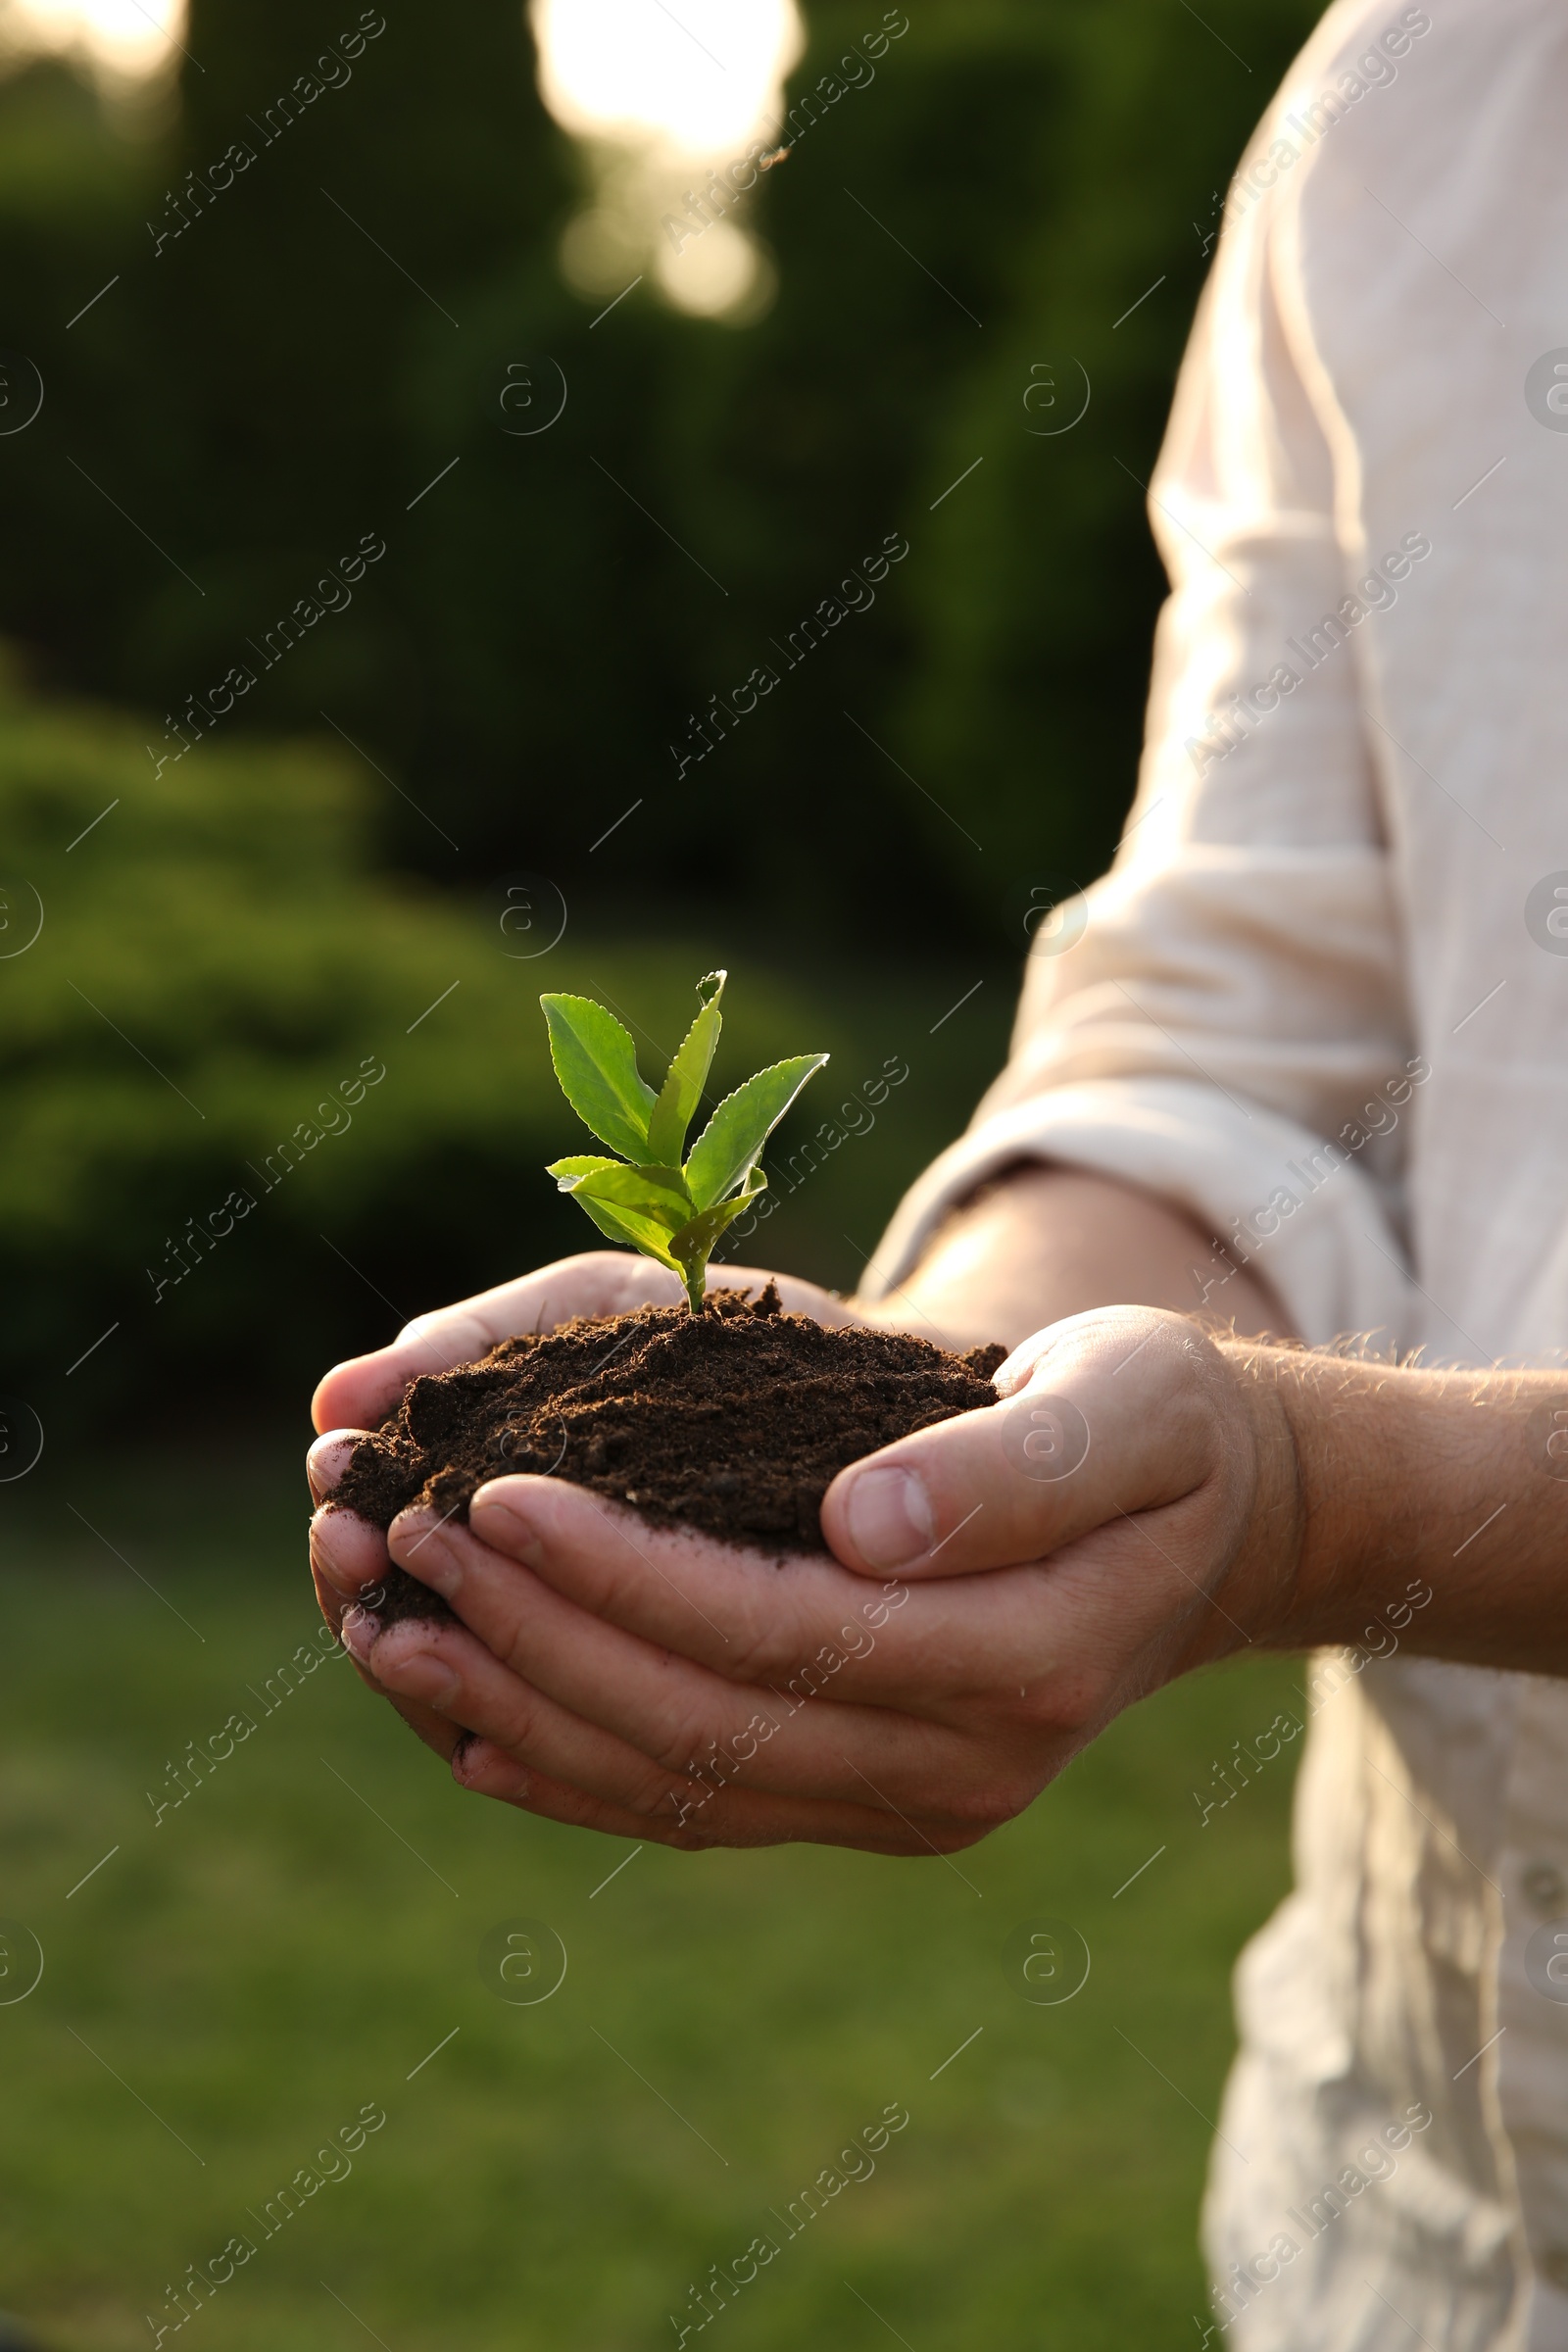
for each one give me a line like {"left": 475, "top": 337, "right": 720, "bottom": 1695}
{"left": 865, "top": 0, "right": 1568, "bottom": 2341}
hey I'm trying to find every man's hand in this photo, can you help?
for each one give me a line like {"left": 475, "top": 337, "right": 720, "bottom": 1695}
{"left": 306, "top": 1163, "right": 1296, "bottom": 1835}
{"left": 309, "top": 1307, "right": 1304, "bottom": 1852}
{"left": 308, "top": 1247, "right": 874, "bottom": 1763}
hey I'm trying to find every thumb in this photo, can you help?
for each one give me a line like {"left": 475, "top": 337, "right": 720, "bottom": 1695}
{"left": 819, "top": 1307, "right": 1228, "bottom": 1578}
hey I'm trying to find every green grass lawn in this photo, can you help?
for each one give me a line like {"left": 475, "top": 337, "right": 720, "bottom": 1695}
{"left": 0, "top": 1433, "right": 1302, "bottom": 2351}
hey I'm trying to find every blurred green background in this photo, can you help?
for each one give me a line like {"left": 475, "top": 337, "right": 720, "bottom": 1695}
{"left": 2, "top": 1445, "right": 1302, "bottom": 2351}
{"left": 0, "top": 0, "right": 1325, "bottom": 1415}
{"left": 0, "top": 0, "right": 1324, "bottom": 2342}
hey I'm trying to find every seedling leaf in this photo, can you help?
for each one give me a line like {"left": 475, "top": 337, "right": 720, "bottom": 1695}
{"left": 569, "top": 1192, "right": 684, "bottom": 1275}
{"left": 540, "top": 994, "right": 657, "bottom": 1161}
{"left": 547, "top": 1154, "right": 623, "bottom": 1186}
{"left": 540, "top": 975, "right": 826, "bottom": 1310}
{"left": 684, "top": 1054, "right": 830, "bottom": 1211}
{"left": 568, "top": 1162, "right": 694, "bottom": 1225}
{"left": 646, "top": 970, "right": 725, "bottom": 1165}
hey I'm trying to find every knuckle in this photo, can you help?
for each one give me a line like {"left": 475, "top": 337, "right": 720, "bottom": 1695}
{"left": 487, "top": 1687, "right": 542, "bottom": 1752}
{"left": 989, "top": 1769, "right": 1040, "bottom": 1825}
{"left": 625, "top": 1759, "right": 695, "bottom": 1819}
{"left": 936, "top": 1779, "right": 1029, "bottom": 1836}
{"left": 648, "top": 1693, "right": 729, "bottom": 1780}
{"left": 644, "top": 1788, "right": 722, "bottom": 1849}
{"left": 929, "top": 1822, "right": 993, "bottom": 1854}
{"left": 497, "top": 1621, "right": 546, "bottom": 1682}
{"left": 890, "top": 1816, "right": 989, "bottom": 1855}
{"left": 665, "top": 1818, "right": 720, "bottom": 1852}
{"left": 647, "top": 1720, "right": 699, "bottom": 1782}
{"left": 1022, "top": 1655, "right": 1106, "bottom": 1740}
{"left": 722, "top": 1617, "right": 799, "bottom": 1689}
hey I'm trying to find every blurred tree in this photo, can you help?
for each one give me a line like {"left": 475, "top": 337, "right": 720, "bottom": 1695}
{"left": 0, "top": 0, "right": 1322, "bottom": 959}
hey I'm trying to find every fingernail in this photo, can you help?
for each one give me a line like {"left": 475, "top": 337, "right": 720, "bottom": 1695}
{"left": 453, "top": 1736, "right": 522, "bottom": 1796}
{"left": 469, "top": 1492, "right": 545, "bottom": 1567}
{"left": 340, "top": 1605, "right": 380, "bottom": 1661}
{"left": 844, "top": 1465, "right": 934, "bottom": 1568}
{"left": 378, "top": 1640, "right": 460, "bottom": 1707}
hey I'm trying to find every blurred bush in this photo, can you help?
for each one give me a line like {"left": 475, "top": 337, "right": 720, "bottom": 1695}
{"left": 0, "top": 648, "right": 1014, "bottom": 1414}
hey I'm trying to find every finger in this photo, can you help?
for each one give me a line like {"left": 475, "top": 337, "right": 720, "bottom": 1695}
{"left": 310, "top": 1251, "right": 681, "bottom": 1434}
{"left": 821, "top": 1307, "right": 1231, "bottom": 1580}
{"left": 342, "top": 1603, "right": 687, "bottom": 1814}
{"left": 311, "top": 1554, "right": 355, "bottom": 1637}
{"left": 380, "top": 1511, "right": 985, "bottom": 1811}
{"left": 310, "top": 1499, "right": 392, "bottom": 1601}
{"left": 347, "top": 1607, "right": 968, "bottom": 1852}
{"left": 458, "top": 1738, "right": 953, "bottom": 1854}
{"left": 305, "top": 1573, "right": 459, "bottom": 1767}
{"left": 308, "top": 1430, "right": 364, "bottom": 1508}
{"left": 451, "top": 1740, "right": 688, "bottom": 1842}
{"left": 453, "top": 1736, "right": 952, "bottom": 1853}
{"left": 311, "top": 1557, "right": 352, "bottom": 1663}
{"left": 458, "top": 1476, "right": 904, "bottom": 1688}
{"left": 441, "top": 1478, "right": 1082, "bottom": 1707}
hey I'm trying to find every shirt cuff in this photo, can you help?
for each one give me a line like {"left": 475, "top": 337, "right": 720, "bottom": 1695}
{"left": 858, "top": 1076, "right": 1415, "bottom": 1349}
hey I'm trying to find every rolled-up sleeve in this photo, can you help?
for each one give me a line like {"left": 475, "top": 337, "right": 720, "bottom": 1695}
{"left": 862, "top": 171, "right": 1417, "bottom": 1348}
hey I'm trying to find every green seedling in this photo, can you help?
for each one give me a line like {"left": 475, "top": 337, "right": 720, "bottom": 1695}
{"left": 540, "top": 970, "right": 827, "bottom": 1313}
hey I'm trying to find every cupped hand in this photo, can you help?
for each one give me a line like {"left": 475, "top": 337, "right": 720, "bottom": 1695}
{"left": 309, "top": 1306, "right": 1304, "bottom": 1854}
{"left": 307, "top": 1250, "right": 867, "bottom": 1771}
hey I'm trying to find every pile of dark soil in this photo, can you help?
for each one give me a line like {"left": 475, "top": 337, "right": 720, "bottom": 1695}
{"left": 331, "top": 1284, "right": 1004, "bottom": 1624}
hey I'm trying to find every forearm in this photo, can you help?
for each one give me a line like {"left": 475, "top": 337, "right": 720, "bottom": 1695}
{"left": 859, "top": 1164, "right": 1292, "bottom": 1354}
{"left": 1231, "top": 1345, "right": 1568, "bottom": 1678}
